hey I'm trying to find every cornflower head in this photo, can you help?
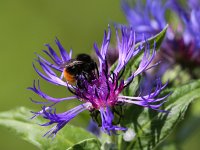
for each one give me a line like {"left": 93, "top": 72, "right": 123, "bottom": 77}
{"left": 28, "top": 25, "right": 169, "bottom": 138}
{"left": 168, "top": 0, "right": 200, "bottom": 66}
{"left": 121, "top": 0, "right": 170, "bottom": 36}
{"left": 121, "top": 0, "right": 200, "bottom": 80}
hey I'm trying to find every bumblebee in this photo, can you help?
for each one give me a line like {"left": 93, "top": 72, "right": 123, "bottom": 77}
{"left": 63, "top": 54, "right": 97, "bottom": 85}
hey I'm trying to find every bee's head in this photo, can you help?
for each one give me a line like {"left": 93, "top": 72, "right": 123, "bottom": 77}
{"left": 76, "top": 54, "right": 93, "bottom": 63}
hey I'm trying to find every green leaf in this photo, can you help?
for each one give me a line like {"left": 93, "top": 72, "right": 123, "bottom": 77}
{"left": 0, "top": 107, "right": 98, "bottom": 150}
{"left": 135, "top": 24, "right": 168, "bottom": 50}
{"left": 67, "top": 138, "right": 101, "bottom": 150}
{"left": 120, "top": 79, "right": 200, "bottom": 150}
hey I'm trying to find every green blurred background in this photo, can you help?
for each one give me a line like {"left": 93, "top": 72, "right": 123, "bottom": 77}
{"left": 0, "top": 0, "right": 125, "bottom": 149}
{"left": 0, "top": 0, "right": 200, "bottom": 150}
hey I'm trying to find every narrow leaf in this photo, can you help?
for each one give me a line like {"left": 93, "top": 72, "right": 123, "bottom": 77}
{"left": 135, "top": 24, "right": 168, "bottom": 50}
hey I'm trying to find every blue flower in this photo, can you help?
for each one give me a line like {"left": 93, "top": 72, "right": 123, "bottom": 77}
{"left": 29, "top": 25, "right": 169, "bottom": 137}
{"left": 121, "top": 0, "right": 169, "bottom": 36}
{"left": 171, "top": 0, "right": 200, "bottom": 62}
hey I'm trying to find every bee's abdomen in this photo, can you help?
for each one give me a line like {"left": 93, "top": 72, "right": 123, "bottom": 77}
{"left": 63, "top": 68, "right": 76, "bottom": 84}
